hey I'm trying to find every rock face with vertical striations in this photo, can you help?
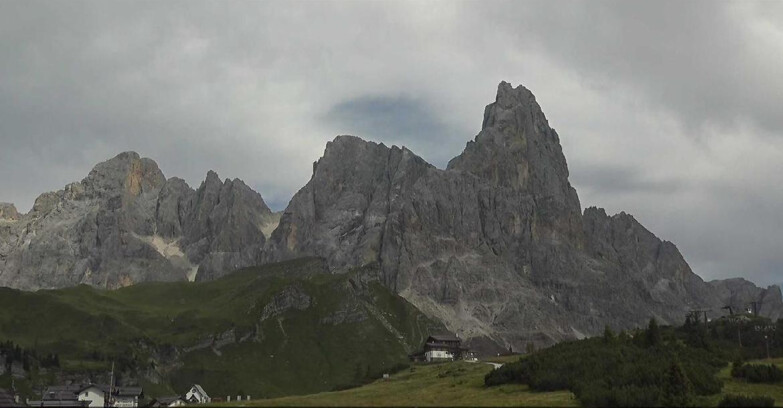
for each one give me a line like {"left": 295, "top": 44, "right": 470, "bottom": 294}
{"left": 268, "top": 82, "right": 781, "bottom": 351}
{"left": 0, "top": 152, "right": 278, "bottom": 289}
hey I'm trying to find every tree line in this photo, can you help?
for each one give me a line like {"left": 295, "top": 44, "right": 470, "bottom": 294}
{"left": 1, "top": 339, "right": 60, "bottom": 373}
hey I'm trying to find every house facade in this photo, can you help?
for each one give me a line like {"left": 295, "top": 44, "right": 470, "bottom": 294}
{"left": 410, "top": 334, "right": 473, "bottom": 362}
{"left": 77, "top": 385, "right": 106, "bottom": 407}
{"left": 27, "top": 385, "right": 90, "bottom": 407}
{"left": 33, "top": 384, "right": 142, "bottom": 408}
{"left": 113, "top": 387, "right": 143, "bottom": 407}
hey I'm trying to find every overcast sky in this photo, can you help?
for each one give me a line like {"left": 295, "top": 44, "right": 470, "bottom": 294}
{"left": 1, "top": 1, "right": 781, "bottom": 287}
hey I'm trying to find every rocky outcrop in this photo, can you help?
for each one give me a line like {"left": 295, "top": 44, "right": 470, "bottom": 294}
{"left": 259, "top": 285, "right": 312, "bottom": 321}
{"left": 0, "top": 203, "right": 19, "bottom": 221}
{"left": 0, "top": 152, "right": 276, "bottom": 289}
{"left": 269, "top": 82, "right": 781, "bottom": 349}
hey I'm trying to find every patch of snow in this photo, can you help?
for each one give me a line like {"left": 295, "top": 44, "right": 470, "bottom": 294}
{"left": 187, "top": 266, "right": 199, "bottom": 282}
{"left": 260, "top": 212, "right": 282, "bottom": 239}
{"left": 571, "top": 327, "right": 586, "bottom": 340}
{"left": 133, "top": 233, "right": 198, "bottom": 281}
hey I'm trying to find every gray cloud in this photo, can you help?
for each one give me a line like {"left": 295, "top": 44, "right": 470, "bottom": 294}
{"left": 1, "top": 1, "right": 781, "bottom": 286}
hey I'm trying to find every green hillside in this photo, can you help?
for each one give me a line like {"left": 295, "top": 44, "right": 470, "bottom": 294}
{"left": 225, "top": 358, "right": 783, "bottom": 407}
{"left": 228, "top": 360, "right": 578, "bottom": 407}
{"left": 0, "top": 258, "right": 443, "bottom": 400}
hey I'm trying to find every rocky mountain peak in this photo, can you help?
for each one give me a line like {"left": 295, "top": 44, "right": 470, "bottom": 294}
{"left": 0, "top": 203, "right": 19, "bottom": 220}
{"left": 483, "top": 81, "right": 538, "bottom": 128}
{"left": 447, "top": 81, "right": 584, "bottom": 245}
{"left": 84, "top": 151, "right": 166, "bottom": 199}
{"left": 0, "top": 152, "right": 276, "bottom": 289}
{"left": 204, "top": 169, "right": 221, "bottom": 184}
{"left": 448, "top": 81, "right": 567, "bottom": 189}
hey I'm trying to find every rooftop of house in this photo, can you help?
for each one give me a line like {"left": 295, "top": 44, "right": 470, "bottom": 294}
{"left": 25, "top": 400, "right": 90, "bottom": 407}
{"left": 0, "top": 388, "right": 18, "bottom": 407}
{"left": 115, "top": 386, "right": 143, "bottom": 397}
{"left": 189, "top": 384, "right": 209, "bottom": 398}
{"left": 43, "top": 390, "right": 80, "bottom": 401}
{"left": 152, "top": 396, "right": 185, "bottom": 405}
{"left": 44, "top": 383, "right": 143, "bottom": 398}
{"left": 424, "top": 342, "right": 470, "bottom": 350}
{"left": 428, "top": 333, "right": 461, "bottom": 342}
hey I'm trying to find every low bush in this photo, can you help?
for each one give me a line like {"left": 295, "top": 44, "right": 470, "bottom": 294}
{"left": 718, "top": 394, "right": 775, "bottom": 407}
{"left": 484, "top": 320, "right": 726, "bottom": 407}
{"left": 731, "top": 363, "right": 783, "bottom": 384}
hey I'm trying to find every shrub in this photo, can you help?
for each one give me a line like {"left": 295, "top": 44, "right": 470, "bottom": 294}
{"left": 718, "top": 394, "right": 775, "bottom": 407}
{"left": 484, "top": 335, "right": 724, "bottom": 406}
{"left": 731, "top": 363, "right": 783, "bottom": 384}
{"left": 661, "top": 361, "right": 691, "bottom": 407}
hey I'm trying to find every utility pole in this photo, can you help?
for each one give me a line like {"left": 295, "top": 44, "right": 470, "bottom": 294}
{"left": 107, "top": 361, "right": 115, "bottom": 408}
{"left": 765, "top": 335, "right": 770, "bottom": 360}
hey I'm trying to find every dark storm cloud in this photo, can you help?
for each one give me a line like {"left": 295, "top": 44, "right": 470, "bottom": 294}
{"left": 324, "top": 96, "right": 458, "bottom": 167}
{"left": 0, "top": 1, "right": 781, "bottom": 286}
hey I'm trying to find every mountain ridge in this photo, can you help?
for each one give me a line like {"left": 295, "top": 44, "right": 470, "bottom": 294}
{"left": 0, "top": 151, "right": 279, "bottom": 289}
{"left": 1, "top": 81, "right": 780, "bottom": 350}
{"left": 266, "top": 81, "right": 782, "bottom": 348}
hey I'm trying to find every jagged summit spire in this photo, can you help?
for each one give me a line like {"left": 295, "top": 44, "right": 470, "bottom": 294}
{"left": 482, "top": 81, "right": 545, "bottom": 132}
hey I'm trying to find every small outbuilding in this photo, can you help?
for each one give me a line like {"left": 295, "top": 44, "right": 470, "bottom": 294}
{"left": 184, "top": 384, "right": 210, "bottom": 404}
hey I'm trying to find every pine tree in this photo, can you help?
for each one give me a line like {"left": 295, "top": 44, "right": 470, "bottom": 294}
{"left": 603, "top": 325, "right": 615, "bottom": 343}
{"left": 646, "top": 318, "right": 662, "bottom": 347}
{"left": 662, "top": 361, "right": 692, "bottom": 407}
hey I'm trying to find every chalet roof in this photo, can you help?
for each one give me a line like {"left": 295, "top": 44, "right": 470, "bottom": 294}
{"left": 115, "top": 386, "right": 143, "bottom": 397}
{"left": 51, "top": 383, "right": 143, "bottom": 397}
{"left": 24, "top": 400, "right": 90, "bottom": 407}
{"left": 424, "top": 342, "right": 467, "bottom": 348}
{"left": 43, "top": 390, "right": 80, "bottom": 401}
{"left": 45, "top": 385, "right": 83, "bottom": 395}
{"left": 428, "top": 333, "right": 460, "bottom": 342}
{"left": 76, "top": 383, "right": 109, "bottom": 393}
{"left": 153, "top": 396, "right": 185, "bottom": 404}
{"left": 189, "top": 384, "right": 209, "bottom": 398}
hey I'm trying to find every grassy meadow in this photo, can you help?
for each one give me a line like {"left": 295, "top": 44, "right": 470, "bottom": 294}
{"left": 219, "top": 360, "right": 577, "bottom": 407}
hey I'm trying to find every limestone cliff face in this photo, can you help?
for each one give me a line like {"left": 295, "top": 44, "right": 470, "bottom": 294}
{"left": 0, "top": 152, "right": 276, "bottom": 289}
{"left": 269, "top": 82, "right": 779, "bottom": 350}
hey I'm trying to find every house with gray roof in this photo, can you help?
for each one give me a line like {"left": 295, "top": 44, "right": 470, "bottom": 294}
{"left": 183, "top": 384, "right": 210, "bottom": 404}
{"left": 0, "top": 388, "right": 20, "bottom": 407}
{"left": 409, "top": 333, "right": 475, "bottom": 362}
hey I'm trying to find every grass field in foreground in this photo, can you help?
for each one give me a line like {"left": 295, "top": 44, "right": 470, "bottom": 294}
{"left": 695, "top": 357, "right": 783, "bottom": 407}
{"left": 214, "top": 360, "right": 577, "bottom": 407}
